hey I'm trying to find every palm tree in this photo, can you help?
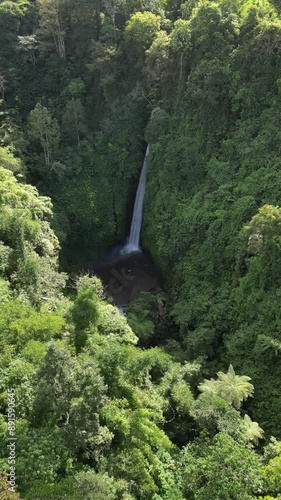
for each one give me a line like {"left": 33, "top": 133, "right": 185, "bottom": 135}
{"left": 198, "top": 378, "right": 220, "bottom": 398}
{"left": 243, "top": 414, "right": 264, "bottom": 446}
{"left": 216, "top": 365, "right": 254, "bottom": 409}
{"left": 256, "top": 334, "right": 281, "bottom": 357}
{"left": 127, "top": 310, "right": 154, "bottom": 342}
{"left": 198, "top": 365, "right": 254, "bottom": 409}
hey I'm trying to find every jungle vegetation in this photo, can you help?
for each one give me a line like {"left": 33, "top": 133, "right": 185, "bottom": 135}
{"left": 1, "top": 0, "right": 281, "bottom": 498}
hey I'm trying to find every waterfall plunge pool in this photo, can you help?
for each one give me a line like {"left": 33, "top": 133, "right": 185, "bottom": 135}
{"left": 91, "top": 245, "right": 161, "bottom": 307}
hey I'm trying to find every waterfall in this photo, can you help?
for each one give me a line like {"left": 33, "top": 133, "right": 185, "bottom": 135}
{"left": 122, "top": 145, "right": 149, "bottom": 254}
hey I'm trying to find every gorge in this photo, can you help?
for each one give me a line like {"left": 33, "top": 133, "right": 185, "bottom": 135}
{"left": 1, "top": 0, "right": 281, "bottom": 498}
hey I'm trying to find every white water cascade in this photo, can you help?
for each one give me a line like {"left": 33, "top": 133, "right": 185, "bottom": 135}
{"left": 121, "top": 145, "right": 149, "bottom": 254}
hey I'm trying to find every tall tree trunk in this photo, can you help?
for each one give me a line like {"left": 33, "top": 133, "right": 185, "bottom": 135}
{"left": 54, "top": 14, "right": 66, "bottom": 59}
{"left": 44, "top": 124, "right": 50, "bottom": 166}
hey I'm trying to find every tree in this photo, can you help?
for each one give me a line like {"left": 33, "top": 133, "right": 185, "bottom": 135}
{"left": 0, "top": 167, "right": 65, "bottom": 305}
{"left": 0, "top": 75, "right": 5, "bottom": 102}
{"left": 37, "top": 0, "right": 66, "bottom": 59}
{"left": 0, "top": 472, "right": 21, "bottom": 499}
{"left": 31, "top": 343, "right": 111, "bottom": 458}
{"left": 28, "top": 103, "right": 60, "bottom": 168}
{"left": 127, "top": 309, "right": 154, "bottom": 344}
{"left": 243, "top": 415, "right": 264, "bottom": 446}
{"left": 179, "top": 433, "right": 263, "bottom": 500}
{"left": 145, "top": 31, "right": 170, "bottom": 100}
{"left": 71, "top": 287, "right": 99, "bottom": 350}
{"left": 0, "top": 0, "right": 28, "bottom": 70}
{"left": 169, "top": 19, "right": 191, "bottom": 82}
{"left": 18, "top": 35, "right": 38, "bottom": 66}
{"left": 0, "top": 147, "right": 23, "bottom": 174}
{"left": 62, "top": 99, "right": 87, "bottom": 147}
{"left": 253, "top": 441, "right": 281, "bottom": 500}
{"left": 124, "top": 11, "right": 161, "bottom": 63}
{"left": 198, "top": 365, "right": 254, "bottom": 409}
{"left": 25, "top": 470, "right": 131, "bottom": 499}
{"left": 191, "top": 386, "right": 264, "bottom": 447}
{"left": 181, "top": 0, "right": 199, "bottom": 20}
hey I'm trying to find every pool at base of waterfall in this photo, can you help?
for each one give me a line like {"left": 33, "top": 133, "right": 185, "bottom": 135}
{"left": 91, "top": 245, "right": 161, "bottom": 306}
{"left": 120, "top": 243, "right": 141, "bottom": 255}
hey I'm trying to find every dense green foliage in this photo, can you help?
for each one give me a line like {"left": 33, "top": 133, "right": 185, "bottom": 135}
{"left": 0, "top": 150, "right": 277, "bottom": 499}
{"left": 142, "top": 0, "right": 281, "bottom": 437}
{"left": 1, "top": 0, "right": 281, "bottom": 498}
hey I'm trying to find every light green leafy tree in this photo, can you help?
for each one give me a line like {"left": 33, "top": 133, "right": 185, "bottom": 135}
{"left": 179, "top": 432, "right": 263, "bottom": 499}
{"left": 28, "top": 103, "right": 60, "bottom": 168}
{"left": 0, "top": 167, "right": 66, "bottom": 305}
{"left": 198, "top": 364, "right": 254, "bottom": 409}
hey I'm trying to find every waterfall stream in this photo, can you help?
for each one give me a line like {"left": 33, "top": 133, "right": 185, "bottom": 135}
{"left": 122, "top": 145, "right": 149, "bottom": 254}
